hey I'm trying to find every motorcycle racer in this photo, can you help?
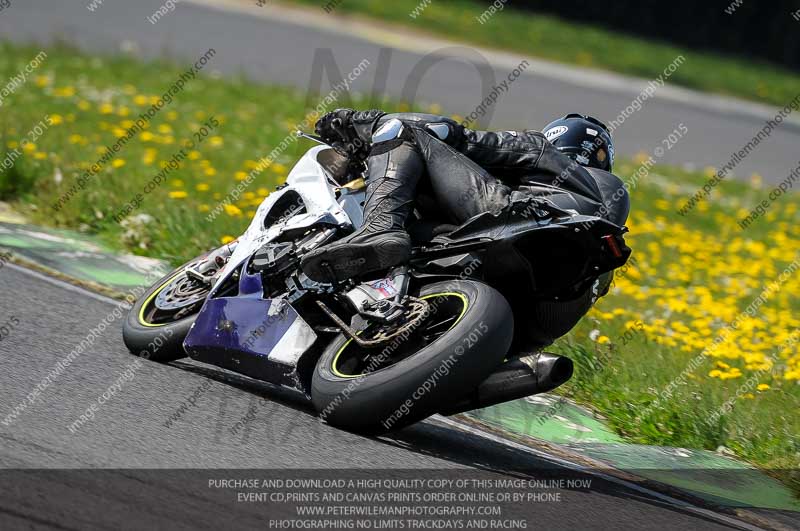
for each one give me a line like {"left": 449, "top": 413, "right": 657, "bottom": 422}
{"left": 299, "top": 109, "right": 630, "bottom": 347}
{"left": 301, "top": 109, "right": 626, "bottom": 281}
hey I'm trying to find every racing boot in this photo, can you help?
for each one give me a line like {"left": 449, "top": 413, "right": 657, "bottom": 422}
{"left": 301, "top": 141, "right": 423, "bottom": 283}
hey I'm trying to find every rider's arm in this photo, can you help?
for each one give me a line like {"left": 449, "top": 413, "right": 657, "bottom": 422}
{"left": 320, "top": 110, "right": 601, "bottom": 199}
{"left": 379, "top": 113, "right": 574, "bottom": 176}
{"left": 379, "top": 113, "right": 602, "bottom": 199}
{"left": 460, "top": 127, "right": 604, "bottom": 203}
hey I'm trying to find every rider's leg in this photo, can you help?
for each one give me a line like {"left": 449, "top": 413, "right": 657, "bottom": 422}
{"left": 411, "top": 129, "right": 511, "bottom": 224}
{"left": 301, "top": 125, "right": 511, "bottom": 282}
{"left": 300, "top": 140, "right": 424, "bottom": 282}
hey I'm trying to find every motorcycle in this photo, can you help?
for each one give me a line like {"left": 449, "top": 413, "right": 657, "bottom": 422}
{"left": 123, "top": 133, "right": 631, "bottom": 433}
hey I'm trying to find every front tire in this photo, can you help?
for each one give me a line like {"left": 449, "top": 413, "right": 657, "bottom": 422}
{"left": 122, "top": 252, "right": 213, "bottom": 362}
{"left": 311, "top": 280, "right": 513, "bottom": 433}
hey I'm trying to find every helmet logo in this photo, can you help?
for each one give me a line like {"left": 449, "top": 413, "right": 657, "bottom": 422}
{"left": 597, "top": 149, "right": 607, "bottom": 163}
{"left": 586, "top": 128, "right": 598, "bottom": 137}
{"left": 544, "top": 125, "right": 569, "bottom": 142}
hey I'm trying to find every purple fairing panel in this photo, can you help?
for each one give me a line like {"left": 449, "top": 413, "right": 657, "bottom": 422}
{"left": 234, "top": 254, "right": 264, "bottom": 297}
{"left": 183, "top": 254, "right": 313, "bottom": 369}
{"left": 183, "top": 296, "right": 300, "bottom": 361}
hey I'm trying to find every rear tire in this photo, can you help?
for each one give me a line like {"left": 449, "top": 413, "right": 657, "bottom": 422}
{"left": 311, "top": 280, "right": 513, "bottom": 433}
{"left": 122, "top": 252, "right": 212, "bottom": 362}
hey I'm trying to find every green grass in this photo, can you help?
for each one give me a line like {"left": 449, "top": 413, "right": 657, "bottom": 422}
{"left": 0, "top": 42, "right": 398, "bottom": 263}
{"left": 556, "top": 160, "right": 800, "bottom": 493}
{"left": 283, "top": 0, "right": 799, "bottom": 108}
{"left": 1, "top": 42, "right": 798, "bottom": 495}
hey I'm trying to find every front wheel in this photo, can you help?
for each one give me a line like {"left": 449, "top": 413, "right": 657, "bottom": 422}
{"left": 311, "top": 280, "right": 513, "bottom": 433}
{"left": 122, "top": 251, "right": 214, "bottom": 362}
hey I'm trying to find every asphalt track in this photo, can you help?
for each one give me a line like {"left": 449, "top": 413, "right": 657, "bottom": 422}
{"left": 0, "top": 265, "right": 761, "bottom": 530}
{"left": 0, "top": 0, "right": 798, "bottom": 183}
{"left": 0, "top": 1, "right": 793, "bottom": 529}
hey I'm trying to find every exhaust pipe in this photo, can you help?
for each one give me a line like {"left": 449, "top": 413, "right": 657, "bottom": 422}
{"left": 440, "top": 352, "right": 573, "bottom": 416}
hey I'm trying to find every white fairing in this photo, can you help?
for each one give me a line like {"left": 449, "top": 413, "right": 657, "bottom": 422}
{"left": 218, "top": 146, "right": 361, "bottom": 279}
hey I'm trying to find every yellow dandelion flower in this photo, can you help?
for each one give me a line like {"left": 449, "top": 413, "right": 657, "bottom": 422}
{"left": 34, "top": 75, "right": 51, "bottom": 88}
{"left": 77, "top": 100, "right": 91, "bottom": 111}
{"left": 188, "top": 150, "right": 201, "bottom": 160}
{"left": 133, "top": 95, "right": 149, "bottom": 105}
{"left": 53, "top": 87, "right": 76, "bottom": 98}
{"left": 270, "top": 163, "right": 288, "bottom": 174}
{"left": 220, "top": 235, "right": 236, "bottom": 244}
{"left": 157, "top": 124, "right": 172, "bottom": 134}
{"left": 196, "top": 183, "right": 210, "bottom": 192}
{"left": 142, "top": 149, "right": 157, "bottom": 165}
{"left": 654, "top": 199, "right": 670, "bottom": 211}
{"left": 169, "top": 190, "right": 188, "bottom": 199}
{"left": 34, "top": 152, "right": 47, "bottom": 160}
{"left": 112, "top": 159, "right": 126, "bottom": 168}
{"left": 198, "top": 204, "right": 210, "bottom": 213}
{"left": 596, "top": 335, "right": 610, "bottom": 344}
{"left": 756, "top": 383, "right": 770, "bottom": 391}
{"left": 99, "top": 103, "right": 114, "bottom": 114}
{"left": 209, "top": 136, "right": 224, "bottom": 147}
{"left": 223, "top": 204, "right": 243, "bottom": 217}
{"left": 234, "top": 171, "right": 248, "bottom": 181}
{"left": 140, "top": 131, "right": 155, "bottom": 142}
{"left": 167, "top": 111, "right": 178, "bottom": 121}
{"left": 708, "top": 369, "right": 722, "bottom": 378}
{"left": 204, "top": 167, "right": 217, "bottom": 176}
{"left": 49, "top": 114, "right": 64, "bottom": 126}
{"left": 742, "top": 393, "right": 755, "bottom": 399}
{"left": 22, "top": 142, "right": 36, "bottom": 153}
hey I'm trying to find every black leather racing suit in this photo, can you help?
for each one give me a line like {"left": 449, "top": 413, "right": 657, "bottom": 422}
{"left": 340, "top": 111, "right": 629, "bottom": 347}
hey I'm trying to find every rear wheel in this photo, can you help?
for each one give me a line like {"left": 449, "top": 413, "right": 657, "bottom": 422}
{"left": 311, "top": 280, "right": 513, "bottom": 433}
{"left": 122, "top": 252, "right": 214, "bottom": 362}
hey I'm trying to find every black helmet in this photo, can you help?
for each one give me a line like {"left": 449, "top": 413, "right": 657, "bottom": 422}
{"left": 542, "top": 114, "right": 614, "bottom": 171}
